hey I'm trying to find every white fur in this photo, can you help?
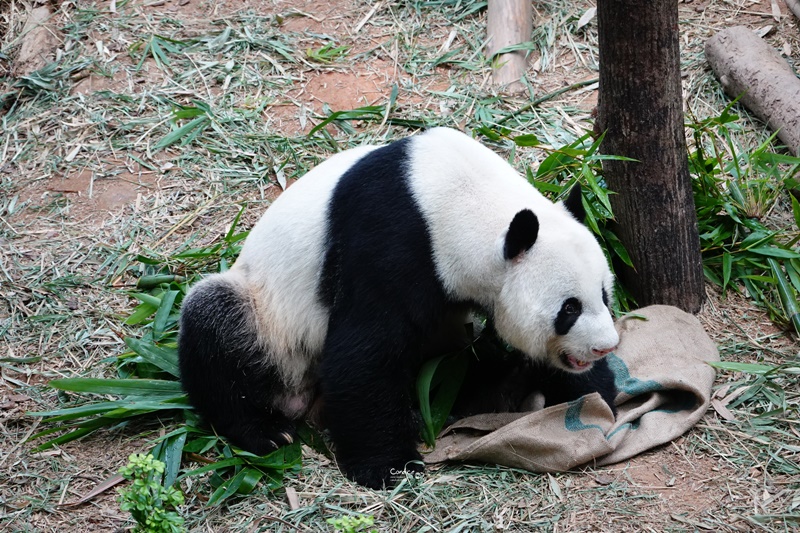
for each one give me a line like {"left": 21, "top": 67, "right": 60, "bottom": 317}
{"left": 229, "top": 145, "right": 378, "bottom": 388}
{"left": 406, "top": 128, "right": 618, "bottom": 370}
{"left": 220, "top": 128, "right": 617, "bottom": 387}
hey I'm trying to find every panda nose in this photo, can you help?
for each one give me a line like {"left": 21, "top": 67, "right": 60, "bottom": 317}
{"left": 591, "top": 345, "right": 617, "bottom": 358}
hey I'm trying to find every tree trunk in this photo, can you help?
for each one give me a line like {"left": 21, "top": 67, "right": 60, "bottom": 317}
{"left": 596, "top": 0, "right": 705, "bottom": 313}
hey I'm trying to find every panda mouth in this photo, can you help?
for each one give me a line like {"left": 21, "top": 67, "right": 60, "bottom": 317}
{"left": 561, "top": 353, "right": 593, "bottom": 371}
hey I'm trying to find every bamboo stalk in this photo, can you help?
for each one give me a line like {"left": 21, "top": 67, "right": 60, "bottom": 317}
{"left": 486, "top": 0, "right": 532, "bottom": 93}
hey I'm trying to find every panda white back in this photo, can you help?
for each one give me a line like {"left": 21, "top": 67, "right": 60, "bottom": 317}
{"left": 406, "top": 128, "right": 563, "bottom": 303}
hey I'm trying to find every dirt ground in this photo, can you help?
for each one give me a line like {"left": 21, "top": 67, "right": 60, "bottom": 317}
{"left": 1, "top": 0, "right": 800, "bottom": 531}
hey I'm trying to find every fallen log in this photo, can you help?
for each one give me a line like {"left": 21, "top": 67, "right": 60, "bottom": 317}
{"left": 486, "top": 0, "right": 531, "bottom": 93}
{"left": 786, "top": 0, "right": 800, "bottom": 20}
{"left": 705, "top": 26, "right": 800, "bottom": 155}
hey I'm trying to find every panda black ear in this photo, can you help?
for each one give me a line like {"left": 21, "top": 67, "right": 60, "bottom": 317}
{"left": 563, "top": 184, "right": 586, "bottom": 224}
{"left": 504, "top": 209, "right": 539, "bottom": 261}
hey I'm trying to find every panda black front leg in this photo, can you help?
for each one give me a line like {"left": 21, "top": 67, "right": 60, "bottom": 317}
{"left": 320, "top": 316, "right": 423, "bottom": 489}
{"left": 536, "top": 357, "right": 619, "bottom": 416}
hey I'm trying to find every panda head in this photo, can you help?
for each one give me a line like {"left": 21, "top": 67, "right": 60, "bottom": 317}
{"left": 493, "top": 186, "right": 619, "bottom": 374}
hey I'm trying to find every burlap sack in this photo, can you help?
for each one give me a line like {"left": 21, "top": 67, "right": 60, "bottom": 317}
{"left": 424, "top": 305, "right": 719, "bottom": 471}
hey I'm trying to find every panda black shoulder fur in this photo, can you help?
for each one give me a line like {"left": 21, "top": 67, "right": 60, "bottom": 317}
{"left": 178, "top": 127, "right": 620, "bottom": 489}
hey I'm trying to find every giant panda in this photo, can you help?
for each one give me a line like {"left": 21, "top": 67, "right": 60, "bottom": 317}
{"left": 178, "top": 127, "right": 620, "bottom": 489}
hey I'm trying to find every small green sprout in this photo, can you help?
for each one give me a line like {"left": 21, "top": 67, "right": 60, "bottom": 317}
{"left": 118, "top": 453, "right": 186, "bottom": 533}
{"left": 326, "top": 513, "right": 377, "bottom": 533}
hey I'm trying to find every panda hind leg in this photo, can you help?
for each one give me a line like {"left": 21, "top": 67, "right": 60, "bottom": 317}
{"left": 178, "top": 277, "right": 300, "bottom": 455}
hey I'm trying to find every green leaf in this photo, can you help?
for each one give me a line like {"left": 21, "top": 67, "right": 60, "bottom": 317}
{"left": 224, "top": 205, "right": 247, "bottom": 242}
{"left": 30, "top": 397, "right": 188, "bottom": 422}
{"left": 512, "top": 134, "right": 540, "bottom": 147}
{"left": 172, "top": 105, "right": 208, "bottom": 120}
{"left": 208, "top": 467, "right": 262, "bottom": 505}
{"left": 49, "top": 377, "right": 184, "bottom": 397}
{"left": 786, "top": 261, "right": 800, "bottom": 294}
{"left": 124, "top": 338, "right": 180, "bottom": 377}
{"left": 153, "top": 115, "right": 210, "bottom": 152}
{"left": 493, "top": 41, "right": 536, "bottom": 56}
{"left": 417, "top": 356, "right": 441, "bottom": 446}
{"left": 604, "top": 232, "right": 634, "bottom": 268}
{"left": 722, "top": 252, "right": 733, "bottom": 291}
{"left": 769, "top": 258, "right": 800, "bottom": 333}
{"left": 152, "top": 430, "right": 188, "bottom": 488}
{"left": 30, "top": 423, "right": 105, "bottom": 451}
{"left": 428, "top": 355, "right": 468, "bottom": 440}
{"left": 416, "top": 353, "right": 467, "bottom": 447}
{"left": 708, "top": 361, "right": 779, "bottom": 375}
{"left": 791, "top": 194, "right": 800, "bottom": 230}
{"left": 748, "top": 247, "right": 800, "bottom": 259}
{"left": 180, "top": 457, "right": 247, "bottom": 479}
{"left": 152, "top": 290, "right": 179, "bottom": 340}
{"left": 125, "top": 302, "right": 159, "bottom": 326}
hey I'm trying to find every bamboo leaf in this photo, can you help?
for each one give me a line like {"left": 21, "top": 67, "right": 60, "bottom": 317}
{"left": 416, "top": 355, "right": 443, "bottom": 446}
{"left": 125, "top": 302, "right": 159, "bottom": 326}
{"left": 722, "top": 252, "right": 733, "bottom": 290}
{"left": 154, "top": 116, "right": 210, "bottom": 152}
{"left": 30, "top": 397, "right": 188, "bottom": 422}
{"left": 124, "top": 338, "right": 180, "bottom": 377}
{"left": 429, "top": 355, "right": 468, "bottom": 439}
{"left": 708, "top": 361, "right": 779, "bottom": 374}
{"left": 152, "top": 290, "right": 179, "bottom": 340}
{"left": 208, "top": 467, "right": 259, "bottom": 506}
{"left": 512, "top": 134, "right": 540, "bottom": 147}
{"left": 769, "top": 258, "right": 800, "bottom": 333}
{"left": 180, "top": 457, "right": 247, "bottom": 479}
{"left": 748, "top": 247, "right": 800, "bottom": 259}
{"left": 153, "top": 430, "right": 188, "bottom": 488}
{"left": 792, "top": 193, "right": 800, "bottom": 229}
{"left": 50, "top": 378, "right": 183, "bottom": 397}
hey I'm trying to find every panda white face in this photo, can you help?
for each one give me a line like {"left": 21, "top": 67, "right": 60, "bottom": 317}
{"left": 493, "top": 207, "right": 619, "bottom": 374}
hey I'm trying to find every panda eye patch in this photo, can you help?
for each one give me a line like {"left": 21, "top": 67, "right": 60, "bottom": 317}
{"left": 555, "top": 297, "right": 582, "bottom": 335}
{"left": 562, "top": 298, "right": 581, "bottom": 315}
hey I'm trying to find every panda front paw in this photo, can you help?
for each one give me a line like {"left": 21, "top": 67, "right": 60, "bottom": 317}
{"left": 222, "top": 420, "right": 297, "bottom": 456}
{"left": 340, "top": 454, "right": 424, "bottom": 490}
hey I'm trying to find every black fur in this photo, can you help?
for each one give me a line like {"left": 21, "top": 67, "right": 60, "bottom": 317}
{"left": 504, "top": 209, "right": 539, "bottom": 260}
{"left": 454, "top": 346, "right": 618, "bottom": 418}
{"left": 318, "top": 139, "right": 452, "bottom": 488}
{"left": 554, "top": 297, "right": 583, "bottom": 335}
{"left": 532, "top": 357, "right": 617, "bottom": 414}
{"left": 178, "top": 280, "right": 296, "bottom": 455}
{"left": 563, "top": 185, "right": 586, "bottom": 223}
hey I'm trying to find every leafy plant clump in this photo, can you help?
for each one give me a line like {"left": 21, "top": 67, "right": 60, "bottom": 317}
{"left": 118, "top": 453, "right": 186, "bottom": 533}
{"left": 688, "top": 104, "right": 800, "bottom": 331}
